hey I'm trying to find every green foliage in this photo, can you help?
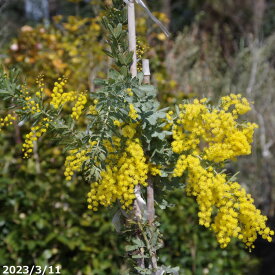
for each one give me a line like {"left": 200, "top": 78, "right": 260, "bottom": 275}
{"left": 0, "top": 68, "right": 21, "bottom": 101}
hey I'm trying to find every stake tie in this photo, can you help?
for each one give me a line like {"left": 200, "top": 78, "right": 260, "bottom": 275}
{"left": 123, "top": 0, "right": 170, "bottom": 37}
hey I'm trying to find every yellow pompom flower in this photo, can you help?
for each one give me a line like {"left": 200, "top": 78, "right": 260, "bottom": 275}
{"left": 0, "top": 114, "right": 16, "bottom": 132}
{"left": 87, "top": 105, "right": 98, "bottom": 115}
{"left": 19, "top": 85, "right": 42, "bottom": 115}
{"left": 71, "top": 93, "right": 87, "bottom": 120}
{"left": 22, "top": 118, "right": 50, "bottom": 158}
{"left": 113, "top": 120, "right": 122, "bottom": 127}
{"left": 126, "top": 88, "right": 134, "bottom": 96}
{"left": 50, "top": 78, "right": 81, "bottom": 110}
{"left": 129, "top": 104, "right": 138, "bottom": 120}
{"left": 122, "top": 124, "right": 136, "bottom": 139}
{"left": 64, "top": 140, "right": 97, "bottom": 181}
{"left": 64, "top": 148, "right": 89, "bottom": 181}
{"left": 149, "top": 164, "right": 162, "bottom": 176}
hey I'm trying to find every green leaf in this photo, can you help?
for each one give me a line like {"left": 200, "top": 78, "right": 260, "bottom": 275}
{"left": 125, "top": 244, "right": 140, "bottom": 251}
{"left": 114, "top": 23, "right": 122, "bottom": 38}
{"left": 94, "top": 78, "right": 107, "bottom": 86}
{"left": 120, "top": 65, "right": 129, "bottom": 77}
{"left": 103, "top": 49, "right": 114, "bottom": 58}
{"left": 132, "top": 238, "right": 145, "bottom": 247}
{"left": 145, "top": 113, "right": 160, "bottom": 125}
{"left": 152, "top": 131, "right": 172, "bottom": 140}
{"left": 139, "top": 85, "right": 157, "bottom": 97}
{"left": 125, "top": 52, "right": 134, "bottom": 65}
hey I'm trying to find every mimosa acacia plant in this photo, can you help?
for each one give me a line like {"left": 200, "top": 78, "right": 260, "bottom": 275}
{"left": 0, "top": 0, "right": 273, "bottom": 274}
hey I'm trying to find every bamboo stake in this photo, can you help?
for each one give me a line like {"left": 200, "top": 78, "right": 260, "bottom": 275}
{"left": 127, "top": 0, "right": 138, "bottom": 77}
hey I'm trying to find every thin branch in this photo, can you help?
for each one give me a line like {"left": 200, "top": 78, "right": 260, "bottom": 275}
{"left": 33, "top": 140, "right": 41, "bottom": 174}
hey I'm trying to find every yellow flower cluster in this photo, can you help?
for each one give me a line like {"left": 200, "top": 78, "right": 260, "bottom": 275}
{"left": 50, "top": 78, "right": 87, "bottom": 120}
{"left": 129, "top": 104, "right": 138, "bottom": 120}
{"left": 87, "top": 138, "right": 148, "bottom": 211}
{"left": 172, "top": 94, "right": 274, "bottom": 248}
{"left": 136, "top": 40, "right": 148, "bottom": 72}
{"left": 51, "top": 78, "right": 76, "bottom": 109}
{"left": 177, "top": 156, "right": 274, "bottom": 248}
{"left": 136, "top": 40, "right": 146, "bottom": 59}
{"left": 64, "top": 148, "right": 89, "bottom": 181}
{"left": 20, "top": 85, "right": 42, "bottom": 114}
{"left": 22, "top": 118, "right": 50, "bottom": 158}
{"left": 64, "top": 140, "right": 97, "bottom": 181}
{"left": 113, "top": 120, "right": 122, "bottom": 127}
{"left": 87, "top": 105, "right": 98, "bottom": 115}
{"left": 172, "top": 95, "right": 258, "bottom": 162}
{"left": 86, "top": 101, "right": 145, "bottom": 210}
{"left": 126, "top": 88, "right": 134, "bottom": 96}
{"left": 35, "top": 75, "right": 45, "bottom": 98}
{"left": 221, "top": 94, "right": 251, "bottom": 115}
{"left": 71, "top": 93, "right": 87, "bottom": 120}
{"left": 0, "top": 114, "right": 16, "bottom": 132}
{"left": 23, "top": 97, "right": 41, "bottom": 114}
{"left": 149, "top": 164, "right": 162, "bottom": 176}
{"left": 166, "top": 110, "right": 173, "bottom": 121}
{"left": 121, "top": 124, "right": 137, "bottom": 139}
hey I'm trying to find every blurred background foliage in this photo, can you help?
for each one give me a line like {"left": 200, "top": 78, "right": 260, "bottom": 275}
{"left": 0, "top": 0, "right": 274, "bottom": 274}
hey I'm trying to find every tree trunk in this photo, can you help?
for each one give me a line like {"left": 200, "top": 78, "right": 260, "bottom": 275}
{"left": 253, "top": 0, "right": 266, "bottom": 36}
{"left": 161, "top": 0, "right": 171, "bottom": 27}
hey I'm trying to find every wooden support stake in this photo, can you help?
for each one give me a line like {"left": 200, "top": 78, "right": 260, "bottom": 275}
{"left": 143, "top": 59, "right": 158, "bottom": 270}
{"left": 142, "top": 59, "right": 151, "bottom": 84}
{"left": 128, "top": 0, "right": 142, "bottom": 221}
